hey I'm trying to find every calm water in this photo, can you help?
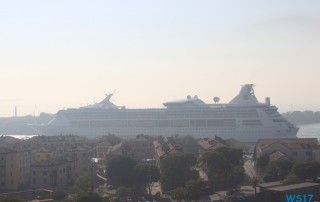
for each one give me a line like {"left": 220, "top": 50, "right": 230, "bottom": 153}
{"left": 3, "top": 134, "right": 37, "bottom": 139}
{"left": 297, "top": 123, "right": 320, "bottom": 140}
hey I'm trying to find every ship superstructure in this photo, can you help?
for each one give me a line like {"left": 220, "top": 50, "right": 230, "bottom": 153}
{"left": 38, "top": 84, "right": 298, "bottom": 142}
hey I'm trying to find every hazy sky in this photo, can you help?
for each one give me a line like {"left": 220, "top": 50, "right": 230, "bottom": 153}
{"left": 1, "top": 0, "right": 320, "bottom": 117}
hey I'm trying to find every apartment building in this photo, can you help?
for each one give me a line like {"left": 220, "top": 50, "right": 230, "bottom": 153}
{"left": 0, "top": 147, "right": 34, "bottom": 191}
{"left": 27, "top": 135, "right": 89, "bottom": 149}
{"left": 30, "top": 159, "right": 67, "bottom": 189}
{"left": 123, "top": 135, "right": 155, "bottom": 160}
{"left": 63, "top": 145, "right": 93, "bottom": 177}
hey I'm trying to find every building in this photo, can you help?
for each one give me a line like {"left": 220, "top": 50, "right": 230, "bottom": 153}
{"left": 255, "top": 138, "right": 320, "bottom": 161}
{"left": 63, "top": 145, "right": 93, "bottom": 178}
{"left": 30, "top": 159, "right": 67, "bottom": 189}
{"left": 105, "top": 135, "right": 155, "bottom": 164}
{"left": 95, "top": 141, "right": 112, "bottom": 169}
{"left": 198, "top": 136, "right": 228, "bottom": 152}
{"left": 17, "top": 149, "right": 34, "bottom": 188}
{"left": 0, "top": 135, "right": 93, "bottom": 191}
{"left": 96, "top": 141, "right": 112, "bottom": 159}
{"left": 0, "top": 147, "right": 34, "bottom": 191}
{"left": 122, "top": 135, "right": 155, "bottom": 161}
{"left": 154, "top": 136, "right": 182, "bottom": 168}
{"left": 36, "top": 147, "right": 57, "bottom": 162}
{"left": 260, "top": 182, "right": 320, "bottom": 202}
{"left": 198, "top": 136, "right": 244, "bottom": 153}
{"left": 27, "top": 135, "right": 89, "bottom": 149}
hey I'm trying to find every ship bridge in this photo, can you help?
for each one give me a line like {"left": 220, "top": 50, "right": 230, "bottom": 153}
{"left": 163, "top": 95, "right": 209, "bottom": 108}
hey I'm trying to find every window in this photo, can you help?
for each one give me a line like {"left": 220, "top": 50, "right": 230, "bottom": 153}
{"left": 306, "top": 151, "right": 312, "bottom": 156}
{"left": 33, "top": 171, "right": 36, "bottom": 175}
{"left": 44, "top": 178, "right": 46, "bottom": 184}
{"left": 43, "top": 171, "right": 47, "bottom": 175}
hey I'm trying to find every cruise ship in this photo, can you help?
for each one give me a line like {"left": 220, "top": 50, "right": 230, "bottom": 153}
{"left": 36, "top": 84, "right": 298, "bottom": 142}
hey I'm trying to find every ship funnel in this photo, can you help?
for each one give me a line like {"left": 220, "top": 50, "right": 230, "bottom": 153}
{"left": 265, "top": 97, "right": 270, "bottom": 105}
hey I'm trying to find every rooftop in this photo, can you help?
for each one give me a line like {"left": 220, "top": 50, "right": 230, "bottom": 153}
{"left": 266, "top": 182, "right": 320, "bottom": 192}
{"left": 258, "top": 181, "right": 283, "bottom": 188}
{"left": 268, "top": 151, "right": 287, "bottom": 161}
{"left": 257, "top": 138, "right": 320, "bottom": 151}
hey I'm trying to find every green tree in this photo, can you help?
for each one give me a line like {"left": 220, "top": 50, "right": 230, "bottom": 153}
{"left": 160, "top": 153, "right": 198, "bottom": 192}
{"left": 115, "top": 186, "right": 133, "bottom": 202}
{"left": 200, "top": 148, "right": 244, "bottom": 190}
{"left": 76, "top": 193, "right": 103, "bottom": 202}
{"left": 105, "top": 134, "right": 122, "bottom": 146}
{"left": 75, "top": 174, "right": 92, "bottom": 193}
{"left": 264, "top": 159, "right": 294, "bottom": 181}
{"left": 184, "top": 178, "right": 205, "bottom": 200}
{"left": 0, "top": 196, "right": 24, "bottom": 202}
{"left": 256, "top": 155, "right": 270, "bottom": 171}
{"left": 216, "top": 147, "right": 243, "bottom": 166}
{"left": 200, "top": 151, "right": 227, "bottom": 189}
{"left": 168, "top": 178, "right": 205, "bottom": 201}
{"left": 168, "top": 187, "right": 187, "bottom": 201}
{"left": 106, "top": 155, "right": 137, "bottom": 187}
{"left": 175, "top": 135, "right": 199, "bottom": 154}
{"left": 293, "top": 160, "right": 320, "bottom": 180}
{"left": 228, "top": 166, "right": 245, "bottom": 186}
{"left": 283, "top": 173, "right": 301, "bottom": 185}
{"left": 200, "top": 151, "right": 226, "bottom": 173}
{"left": 134, "top": 164, "right": 160, "bottom": 195}
{"left": 276, "top": 159, "right": 294, "bottom": 178}
{"left": 52, "top": 189, "right": 68, "bottom": 201}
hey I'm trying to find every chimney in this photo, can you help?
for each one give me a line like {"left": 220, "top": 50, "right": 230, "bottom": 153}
{"left": 265, "top": 97, "right": 270, "bottom": 105}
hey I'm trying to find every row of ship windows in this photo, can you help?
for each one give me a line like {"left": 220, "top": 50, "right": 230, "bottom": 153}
{"left": 67, "top": 114, "right": 259, "bottom": 120}
{"left": 72, "top": 128, "right": 269, "bottom": 136}
{"left": 65, "top": 111, "right": 259, "bottom": 119}
{"left": 64, "top": 109, "right": 259, "bottom": 115}
{"left": 71, "top": 120, "right": 235, "bottom": 127}
{"left": 70, "top": 120, "right": 266, "bottom": 128}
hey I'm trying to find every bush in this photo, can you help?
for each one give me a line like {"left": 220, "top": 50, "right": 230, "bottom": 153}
{"left": 53, "top": 189, "right": 68, "bottom": 201}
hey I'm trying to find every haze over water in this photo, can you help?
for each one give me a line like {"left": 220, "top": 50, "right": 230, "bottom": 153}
{"left": 297, "top": 123, "right": 320, "bottom": 140}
